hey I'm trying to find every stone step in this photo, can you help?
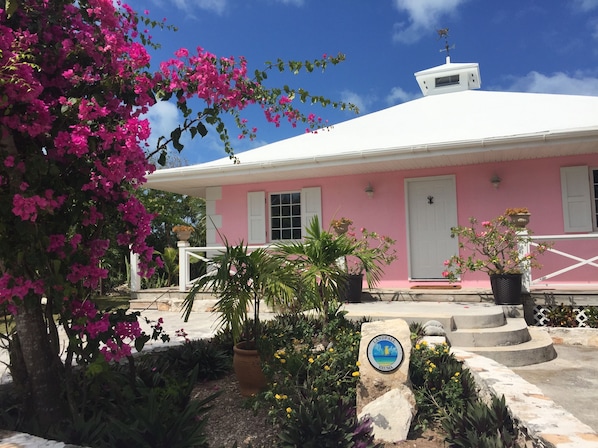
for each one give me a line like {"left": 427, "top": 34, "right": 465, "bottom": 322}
{"left": 342, "top": 301, "right": 507, "bottom": 331}
{"left": 456, "top": 328, "right": 557, "bottom": 367}
{"left": 449, "top": 318, "right": 531, "bottom": 347}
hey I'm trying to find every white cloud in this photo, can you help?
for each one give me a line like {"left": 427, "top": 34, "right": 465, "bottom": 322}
{"left": 505, "top": 71, "right": 598, "bottom": 96}
{"left": 145, "top": 101, "right": 181, "bottom": 153}
{"left": 169, "top": 0, "right": 228, "bottom": 15}
{"left": 572, "top": 0, "right": 598, "bottom": 12}
{"left": 391, "top": 0, "right": 470, "bottom": 44}
{"left": 385, "top": 86, "right": 420, "bottom": 105}
{"left": 273, "top": 0, "right": 305, "bottom": 5}
{"left": 341, "top": 90, "right": 375, "bottom": 114}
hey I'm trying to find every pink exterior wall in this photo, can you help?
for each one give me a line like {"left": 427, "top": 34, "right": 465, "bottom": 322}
{"left": 215, "top": 153, "right": 598, "bottom": 289}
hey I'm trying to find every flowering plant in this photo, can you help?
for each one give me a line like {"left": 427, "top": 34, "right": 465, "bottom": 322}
{"left": 504, "top": 207, "right": 529, "bottom": 215}
{"left": 172, "top": 224, "right": 194, "bottom": 233}
{"left": 442, "top": 212, "right": 550, "bottom": 281}
{"left": 345, "top": 226, "right": 397, "bottom": 276}
{"left": 329, "top": 217, "right": 353, "bottom": 234}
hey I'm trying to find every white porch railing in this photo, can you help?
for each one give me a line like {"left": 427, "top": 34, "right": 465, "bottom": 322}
{"left": 526, "top": 233, "right": 598, "bottom": 289}
{"left": 130, "top": 233, "right": 598, "bottom": 293}
{"left": 176, "top": 241, "right": 272, "bottom": 292}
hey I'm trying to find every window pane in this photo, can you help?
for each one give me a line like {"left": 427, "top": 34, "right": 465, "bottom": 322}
{"left": 270, "top": 191, "right": 302, "bottom": 240}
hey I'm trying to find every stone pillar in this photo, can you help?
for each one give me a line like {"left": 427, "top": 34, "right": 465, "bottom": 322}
{"left": 130, "top": 250, "right": 140, "bottom": 292}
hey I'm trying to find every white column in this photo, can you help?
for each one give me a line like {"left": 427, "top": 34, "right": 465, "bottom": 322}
{"left": 518, "top": 230, "right": 531, "bottom": 293}
{"left": 130, "top": 250, "right": 140, "bottom": 292}
{"left": 178, "top": 240, "right": 190, "bottom": 292}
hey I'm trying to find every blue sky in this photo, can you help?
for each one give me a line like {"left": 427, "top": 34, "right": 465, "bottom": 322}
{"left": 125, "top": 0, "right": 598, "bottom": 166}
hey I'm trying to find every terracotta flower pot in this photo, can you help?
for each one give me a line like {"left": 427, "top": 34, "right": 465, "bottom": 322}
{"left": 232, "top": 341, "right": 267, "bottom": 397}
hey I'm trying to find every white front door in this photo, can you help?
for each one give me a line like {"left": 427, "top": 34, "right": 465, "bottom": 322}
{"left": 406, "top": 176, "right": 458, "bottom": 280}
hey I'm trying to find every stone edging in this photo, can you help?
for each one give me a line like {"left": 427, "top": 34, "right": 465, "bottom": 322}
{"left": 452, "top": 349, "right": 598, "bottom": 448}
{"left": 537, "top": 327, "right": 598, "bottom": 347}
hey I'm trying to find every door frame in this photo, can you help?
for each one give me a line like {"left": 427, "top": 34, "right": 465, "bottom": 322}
{"left": 405, "top": 175, "right": 457, "bottom": 281}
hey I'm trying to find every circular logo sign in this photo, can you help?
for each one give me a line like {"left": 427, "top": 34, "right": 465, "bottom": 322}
{"left": 367, "top": 334, "right": 404, "bottom": 373}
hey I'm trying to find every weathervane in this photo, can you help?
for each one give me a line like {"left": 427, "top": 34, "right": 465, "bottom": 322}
{"left": 437, "top": 28, "right": 455, "bottom": 58}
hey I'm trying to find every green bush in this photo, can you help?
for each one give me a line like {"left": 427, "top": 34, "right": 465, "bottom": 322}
{"left": 409, "top": 340, "right": 477, "bottom": 430}
{"left": 442, "top": 395, "right": 520, "bottom": 448}
{"left": 258, "top": 312, "right": 380, "bottom": 447}
{"left": 586, "top": 307, "right": 598, "bottom": 328}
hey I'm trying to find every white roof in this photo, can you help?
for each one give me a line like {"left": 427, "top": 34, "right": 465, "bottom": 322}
{"left": 147, "top": 89, "right": 598, "bottom": 197}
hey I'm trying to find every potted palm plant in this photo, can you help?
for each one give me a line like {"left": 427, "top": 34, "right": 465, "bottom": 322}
{"left": 277, "top": 216, "right": 396, "bottom": 314}
{"left": 442, "top": 210, "right": 550, "bottom": 304}
{"left": 182, "top": 240, "right": 296, "bottom": 396}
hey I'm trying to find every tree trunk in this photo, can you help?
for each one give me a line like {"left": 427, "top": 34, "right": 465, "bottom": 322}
{"left": 13, "top": 300, "right": 65, "bottom": 429}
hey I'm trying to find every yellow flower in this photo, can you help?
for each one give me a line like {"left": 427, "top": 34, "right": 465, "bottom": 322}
{"left": 308, "top": 357, "right": 314, "bottom": 363}
{"left": 324, "top": 365, "right": 330, "bottom": 371}
{"left": 328, "top": 348, "right": 334, "bottom": 353}
{"left": 352, "top": 371, "right": 360, "bottom": 377}
{"left": 286, "top": 407, "right": 292, "bottom": 413}
{"left": 355, "top": 361, "right": 360, "bottom": 367}
{"left": 454, "top": 372, "right": 460, "bottom": 377}
{"left": 279, "top": 359, "right": 286, "bottom": 364}
{"left": 415, "top": 344, "right": 420, "bottom": 350}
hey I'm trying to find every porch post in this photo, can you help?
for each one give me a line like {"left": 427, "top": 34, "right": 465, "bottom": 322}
{"left": 178, "top": 240, "right": 190, "bottom": 292}
{"left": 517, "top": 230, "right": 531, "bottom": 293}
{"left": 130, "top": 250, "right": 140, "bottom": 292}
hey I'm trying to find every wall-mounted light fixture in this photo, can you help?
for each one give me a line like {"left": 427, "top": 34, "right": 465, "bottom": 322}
{"left": 490, "top": 174, "right": 501, "bottom": 189}
{"left": 365, "top": 183, "right": 374, "bottom": 198}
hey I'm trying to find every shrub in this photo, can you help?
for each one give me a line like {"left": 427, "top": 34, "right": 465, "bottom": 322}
{"left": 442, "top": 395, "right": 520, "bottom": 448}
{"left": 546, "top": 304, "right": 578, "bottom": 327}
{"left": 409, "top": 340, "right": 477, "bottom": 430}
{"left": 259, "top": 312, "right": 380, "bottom": 447}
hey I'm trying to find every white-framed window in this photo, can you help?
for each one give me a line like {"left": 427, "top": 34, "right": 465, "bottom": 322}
{"left": 560, "top": 166, "right": 594, "bottom": 232}
{"left": 270, "top": 191, "right": 302, "bottom": 240}
{"left": 247, "top": 187, "right": 321, "bottom": 244}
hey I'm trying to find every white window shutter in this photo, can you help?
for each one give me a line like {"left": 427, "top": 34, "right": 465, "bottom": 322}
{"left": 561, "top": 166, "right": 593, "bottom": 233}
{"left": 301, "top": 187, "right": 322, "bottom": 233}
{"left": 247, "top": 191, "right": 266, "bottom": 244}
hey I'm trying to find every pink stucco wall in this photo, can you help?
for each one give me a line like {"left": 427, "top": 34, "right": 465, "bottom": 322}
{"left": 215, "top": 154, "right": 598, "bottom": 289}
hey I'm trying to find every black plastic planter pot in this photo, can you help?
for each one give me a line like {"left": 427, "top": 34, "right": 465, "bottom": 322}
{"left": 490, "top": 273, "right": 523, "bottom": 305}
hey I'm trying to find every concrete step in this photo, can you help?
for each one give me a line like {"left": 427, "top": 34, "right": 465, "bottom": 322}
{"left": 449, "top": 318, "right": 531, "bottom": 347}
{"left": 342, "top": 301, "right": 506, "bottom": 331}
{"left": 456, "top": 328, "right": 557, "bottom": 367}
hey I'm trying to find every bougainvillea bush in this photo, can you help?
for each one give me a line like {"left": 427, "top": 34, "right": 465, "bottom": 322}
{"left": 0, "top": 0, "right": 351, "bottom": 430}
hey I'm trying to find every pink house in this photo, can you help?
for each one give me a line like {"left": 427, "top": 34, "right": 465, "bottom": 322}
{"left": 145, "top": 57, "right": 598, "bottom": 293}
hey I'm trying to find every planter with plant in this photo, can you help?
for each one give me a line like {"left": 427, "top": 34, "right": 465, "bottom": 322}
{"left": 277, "top": 216, "right": 396, "bottom": 316}
{"left": 182, "top": 240, "right": 296, "bottom": 396}
{"left": 505, "top": 207, "right": 531, "bottom": 228}
{"left": 341, "top": 224, "right": 397, "bottom": 302}
{"left": 172, "top": 224, "right": 194, "bottom": 241}
{"left": 443, "top": 210, "right": 550, "bottom": 305}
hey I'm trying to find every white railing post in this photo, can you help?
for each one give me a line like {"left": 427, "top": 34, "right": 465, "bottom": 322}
{"left": 518, "top": 229, "right": 531, "bottom": 293}
{"left": 178, "top": 240, "right": 190, "bottom": 292}
{"left": 130, "top": 250, "right": 140, "bottom": 292}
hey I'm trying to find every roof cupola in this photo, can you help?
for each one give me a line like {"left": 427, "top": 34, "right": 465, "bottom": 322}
{"left": 414, "top": 29, "right": 481, "bottom": 96}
